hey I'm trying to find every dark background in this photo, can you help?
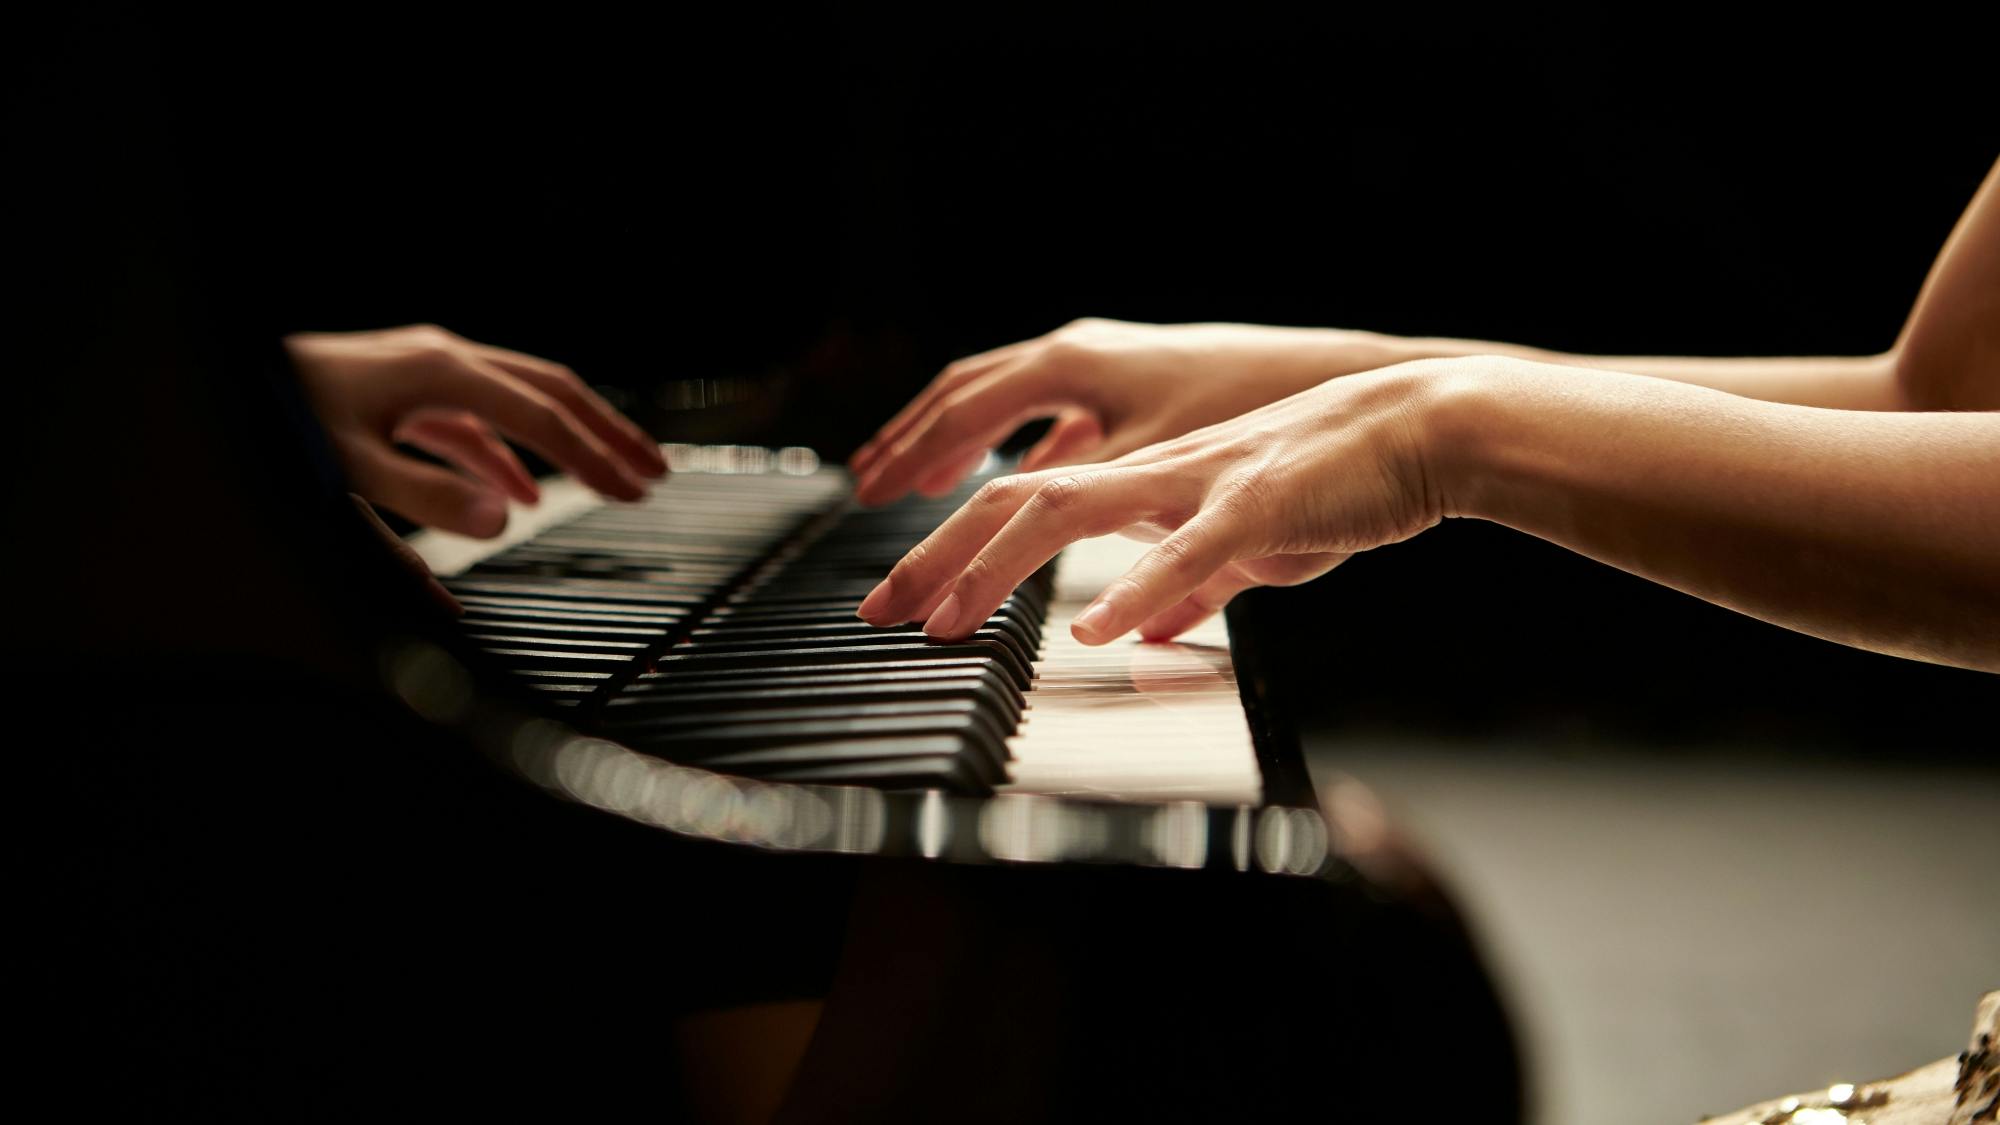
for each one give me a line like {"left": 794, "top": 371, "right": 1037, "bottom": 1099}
{"left": 22, "top": 10, "right": 1998, "bottom": 751}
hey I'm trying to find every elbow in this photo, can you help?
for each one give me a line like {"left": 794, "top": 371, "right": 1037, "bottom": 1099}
{"left": 1892, "top": 299, "right": 2000, "bottom": 412}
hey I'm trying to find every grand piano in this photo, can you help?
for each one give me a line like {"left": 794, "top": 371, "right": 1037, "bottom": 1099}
{"left": 373, "top": 443, "right": 1525, "bottom": 1120}
{"left": 16, "top": 17, "right": 1521, "bottom": 1116}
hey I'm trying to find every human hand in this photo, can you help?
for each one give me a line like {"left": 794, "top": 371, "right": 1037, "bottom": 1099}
{"left": 287, "top": 324, "right": 666, "bottom": 537}
{"left": 855, "top": 360, "right": 1458, "bottom": 644}
{"left": 848, "top": 318, "right": 1403, "bottom": 506}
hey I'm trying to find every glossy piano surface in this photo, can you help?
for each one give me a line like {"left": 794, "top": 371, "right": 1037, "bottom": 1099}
{"left": 409, "top": 444, "right": 1267, "bottom": 805}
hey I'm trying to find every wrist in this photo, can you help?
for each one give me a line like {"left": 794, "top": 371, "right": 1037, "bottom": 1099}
{"left": 1406, "top": 355, "right": 1530, "bottom": 522}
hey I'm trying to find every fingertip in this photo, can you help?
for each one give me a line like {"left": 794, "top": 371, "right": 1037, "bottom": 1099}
{"left": 856, "top": 577, "right": 894, "bottom": 624}
{"left": 467, "top": 491, "right": 509, "bottom": 538}
{"left": 607, "top": 466, "right": 650, "bottom": 502}
{"left": 921, "top": 592, "right": 964, "bottom": 640}
{"left": 1071, "top": 599, "right": 1116, "bottom": 645}
{"left": 853, "top": 466, "right": 892, "bottom": 506}
{"left": 914, "top": 468, "right": 966, "bottom": 499}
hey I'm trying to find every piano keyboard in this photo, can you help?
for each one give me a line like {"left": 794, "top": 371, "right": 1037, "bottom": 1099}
{"left": 407, "top": 445, "right": 1263, "bottom": 805}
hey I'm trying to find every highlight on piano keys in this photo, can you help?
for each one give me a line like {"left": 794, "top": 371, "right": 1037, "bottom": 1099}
{"left": 379, "top": 634, "right": 1342, "bottom": 879}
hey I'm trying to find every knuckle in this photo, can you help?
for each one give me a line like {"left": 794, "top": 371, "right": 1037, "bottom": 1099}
{"left": 970, "top": 476, "right": 1025, "bottom": 512}
{"left": 1208, "top": 470, "right": 1276, "bottom": 520}
{"left": 1030, "top": 475, "right": 1089, "bottom": 516}
{"left": 412, "top": 340, "right": 459, "bottom": 369}
{"left": 526, "top": 400, "right": 575, "bottom": 440}
{"left": 892, "top": 540, "right": 933, "bottom": 582}
{"left": 932, "top": 398, "right": 982, "bottom": 440}
{"left": 894, "top": 538, "right": 932, "bottom": 573}
{"left": 1148, "top": 533, "right": 1202, "bottom": 575}
{"left": 1040, "top": 339, "right": 1096, "bottom": 371}
{"left": 957, "top": 553, "right": 1000, "bottom": 594}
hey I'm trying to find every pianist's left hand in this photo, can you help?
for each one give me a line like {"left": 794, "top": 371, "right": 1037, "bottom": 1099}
{"left": 286, "top": 324, "right": 667, "bottom": 537}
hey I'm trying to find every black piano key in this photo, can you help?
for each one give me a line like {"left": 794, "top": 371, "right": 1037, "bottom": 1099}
{"left": 602, "top": 698, "right": 1014, "bottom": 755}
{"left": 439, "top": 460, "right": 1062, "bottom": 793}
{"left": 459, "top": 618, "right": 668, "bottom": 642}
{"left": 626, "top": 717, "right": 1007, "bottom": 788}
{"left": 603, "top": 685, "right": 1015, "bottom": 734}
{"left": 678, "top": 625, "right": 1037, "bottom": 679}
{"left": 616, "top": 661, "right": 1025, "bottom": 709}
{"left": 658, "top": 637, "right": 1033, "bottom": 692}
{"left": 695, "top": 602, "right": 1044, "bottom": 645}
{"left": 452, "top": 599, "right": 684, "bottom": 626}
{"left": 463, "top": 634, "right": 654, "bottom": 658}
{"left": 477, "top": 647, "right": 636, "bottom": 674}
{"left": 444, "top": 578, "right": 705, "bottom": 607}
{"left": 750, "top": 752, "right": 984, "bottom": 793}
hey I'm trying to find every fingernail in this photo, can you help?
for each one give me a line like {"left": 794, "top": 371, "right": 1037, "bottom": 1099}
{"left": 1072, "top": 599, "right": 1113, "bottom": 641}
{"left": 857, "top": 578, "right": 893, "bottom": 622}
{"left": 923, "top": 592, "right": 963, "bottom": 639}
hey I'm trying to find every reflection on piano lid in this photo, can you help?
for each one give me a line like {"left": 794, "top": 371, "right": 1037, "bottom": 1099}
{"left": 400, "top": 444, "right": 1330, "bottom": 873}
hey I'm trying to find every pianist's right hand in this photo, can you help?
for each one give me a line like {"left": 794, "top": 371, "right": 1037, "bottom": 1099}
{"left": 287, "top": 324, "right": 667, "bottom": 537}
{"left": 849, "top": 318, "right": 1406, "bottom": 506}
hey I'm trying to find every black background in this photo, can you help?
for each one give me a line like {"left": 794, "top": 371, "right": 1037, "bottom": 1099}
{"left": 23, "top": 10, "right": 1999, "bottom": 752}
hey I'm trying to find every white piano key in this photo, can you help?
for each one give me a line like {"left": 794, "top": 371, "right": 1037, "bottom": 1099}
{"left": 1000, "top": 535, "right": 1263, "bottom": 807}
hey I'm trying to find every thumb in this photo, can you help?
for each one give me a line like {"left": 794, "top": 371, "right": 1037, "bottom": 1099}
{"left": 351, "top": 444, "right": 510, "bottom": 539}
{"left": 1135, "top": 565, "right": 1261, "bottom": 642}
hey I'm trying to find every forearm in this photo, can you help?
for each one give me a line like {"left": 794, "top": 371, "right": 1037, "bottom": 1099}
{"left": 1430, "top": 359, "right": 2000, "bottom": 672}
{"left": 1365, "top": 331, "right": 1906, "bottom": 410}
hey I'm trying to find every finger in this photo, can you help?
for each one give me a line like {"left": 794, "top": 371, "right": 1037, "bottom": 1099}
{"left": 425, "top": 355, "right": 649, "bottom": 502}
{"left": 397, "top": 410, "right": 541, "bottom": 505}
{"left": 1135, "top": 565, "right": 1262, "bottom": 642}
{"left": 856, "top": 471, "right": 1049, "bottom": 625}
{"left": 349, "top": 493, "right": 464, "bottom": 617}
{"left": 921, "top": 470, "right": 1166, "bottom": 641}
{"left": 474, "top": 346, "right": 668, "bottom": 478}
{"left": 850, "top": 337, "right": 1040, "bottom": 475}
{"left": 913, "top": 449, "right": 990, "bottom": 498}
{"left": 1018, "top": 409, "right": 1105, "bottom": 472}
{"left": 1071, "top": 513, "right": 1246, "bottom": 645}
{"left": 348, "top": 442, "right": 510, "bottom": 539}
{"left": 854, "top": 359, "right": 1063, "bottom": 506}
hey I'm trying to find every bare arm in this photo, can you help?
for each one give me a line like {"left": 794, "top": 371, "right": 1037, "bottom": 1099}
{"left": 861, "top": 356, "right": 2000, "bottom": 675}
{"left": 1371, "top": 336, "right": 1905, "bottom": 411}
{"left": 851, "top": 157, "right": 2000, "bottom": 503}
{"left": 1435, "top": 360, "right": 2000, "bottom": 672}
{"left": 1386, "top": 155, "right": 2000, "bottom": 412}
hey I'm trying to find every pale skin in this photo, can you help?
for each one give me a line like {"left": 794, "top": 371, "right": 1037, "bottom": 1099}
{"left": 851, "top": 156, "right": 2000, "bottom": 674}
{"left": 287, "top": 323, "right": 668, "bottom": 536}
